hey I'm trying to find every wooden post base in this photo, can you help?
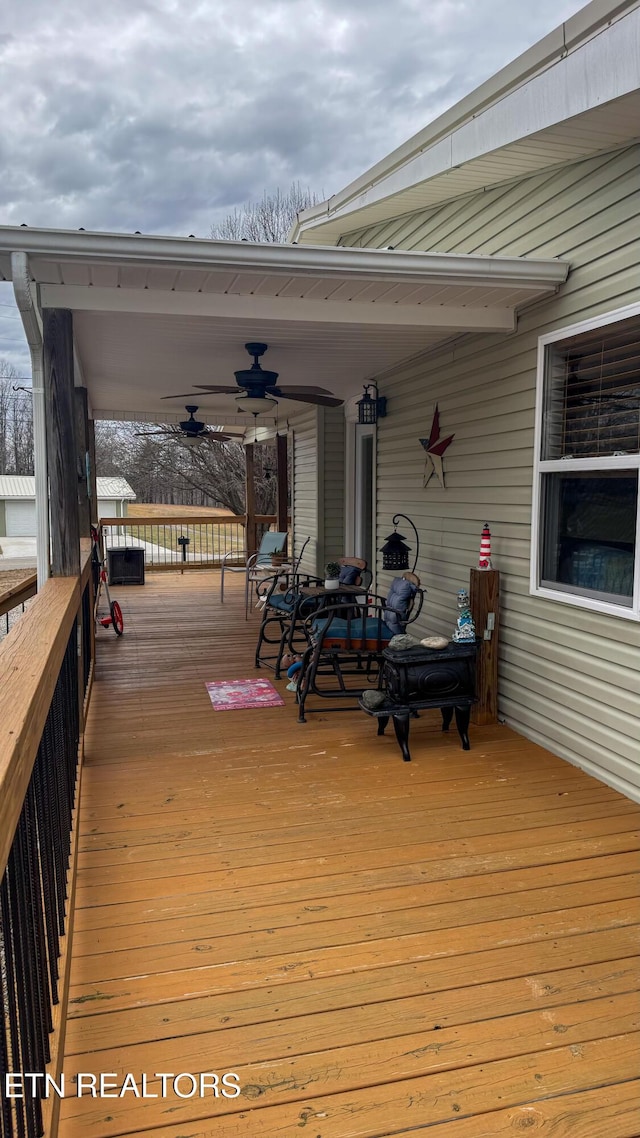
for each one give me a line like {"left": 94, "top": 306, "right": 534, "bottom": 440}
{"left": 469, "top": 567, "right": 499, "bottom": 725}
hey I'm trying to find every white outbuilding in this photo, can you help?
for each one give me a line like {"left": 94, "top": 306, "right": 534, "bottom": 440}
{"left": 0, "top": 475, "right": 135, "bottom": 537}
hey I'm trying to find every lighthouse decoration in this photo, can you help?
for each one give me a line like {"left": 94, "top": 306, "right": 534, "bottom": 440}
{"left": 478, "top": 523, "right": 492, "bottom": 570}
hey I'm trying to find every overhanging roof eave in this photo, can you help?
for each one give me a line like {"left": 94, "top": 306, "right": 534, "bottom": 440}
{"left": 0, "top": 225, "right": 568, "bottom": 290}
{"left": 291, "top": 0, "right": 639, "bottom": 244}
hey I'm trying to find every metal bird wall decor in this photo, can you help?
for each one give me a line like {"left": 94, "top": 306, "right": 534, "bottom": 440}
{"left": 419, "top": 406, "right": 454, "bottom": 488}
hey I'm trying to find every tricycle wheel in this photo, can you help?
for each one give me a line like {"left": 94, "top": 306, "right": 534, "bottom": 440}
{"left": 110, "top": 601, "right": 124, "bottom": 636}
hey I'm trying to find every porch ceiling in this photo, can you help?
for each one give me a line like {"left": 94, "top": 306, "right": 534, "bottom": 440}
{"left": 0, "top": 227, "right": 568, "bottom": 426}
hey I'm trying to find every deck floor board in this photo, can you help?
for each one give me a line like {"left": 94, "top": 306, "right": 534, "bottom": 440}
{"left": 60, "top": 571, "right": 640, "bottom": 1137}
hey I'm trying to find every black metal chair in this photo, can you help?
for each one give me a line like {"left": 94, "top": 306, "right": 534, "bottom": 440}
{"left": 254, "top": 554, "right": 370, "bottom": 678}
{"left": 254, "top": 556, "right": 372, "bottom": 678}
{"left": 296, "top": 572, "right": 424, "bottom": 722}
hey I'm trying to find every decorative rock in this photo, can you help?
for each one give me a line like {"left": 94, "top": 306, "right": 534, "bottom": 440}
{"left": 387, "top": 633, "right": 421, "bottom": 651}
{"left": 420, "top": 635, "right": 449, "bottom": 650}
{"left": 361, "top": 688, "right": 387, "bottom": 709}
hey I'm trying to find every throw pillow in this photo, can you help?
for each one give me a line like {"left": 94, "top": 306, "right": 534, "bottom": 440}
{"left": 384, "top": 577, "right": 418, "bottom": 635}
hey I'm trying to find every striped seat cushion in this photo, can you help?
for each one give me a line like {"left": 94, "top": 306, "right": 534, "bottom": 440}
{"left": 313, "top": 616, "right": 394, "bottom": 650}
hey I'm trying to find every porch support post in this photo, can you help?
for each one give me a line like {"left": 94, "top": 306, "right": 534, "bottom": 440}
{"left": 244, "top": 443, "right": 257, "bottom": 555}
{"left": 11, "top": 252, "right": 50, "bottom": 586}
{"left": 87, "top": 418, "right": 98, "bottom": 526}
{"left": 276, "top": 432, "right": 288, "bottom": 547}
{"left": 470, "top": 567, "right": 500, "bottom": 725}
{"left": 75, "top": 387, "right": 91, "bottom": 537}
{"left": 43, "top": 308, "right": 80, "bottom": 576}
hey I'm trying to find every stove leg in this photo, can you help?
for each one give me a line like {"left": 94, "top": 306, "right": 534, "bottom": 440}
{"left": 392, "top": 712, "right": 412, "bottom": 762}
{"left": 454, "top": 706, "right": 471, "bottom": 750}
{"left": 377, "top": 715, "right": 389, "bottom": 736}
{"left": 441, "top": 706, "right": 453, "bottom": 732}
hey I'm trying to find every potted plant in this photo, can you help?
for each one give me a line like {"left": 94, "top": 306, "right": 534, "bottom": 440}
{"left": 324, "top": 561, "right": 341, "bottom": 590}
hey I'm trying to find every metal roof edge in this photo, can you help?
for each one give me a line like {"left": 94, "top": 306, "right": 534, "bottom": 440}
{"left": 0, "top": 475, "right": 135, "bottom": 498}
{"left": 0, "top": 227, "right": 568, "bottom": 286}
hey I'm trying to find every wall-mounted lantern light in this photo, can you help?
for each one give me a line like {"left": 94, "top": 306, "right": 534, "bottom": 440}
{"left": 357, "top": 382, "right": 387, "bottom": 425}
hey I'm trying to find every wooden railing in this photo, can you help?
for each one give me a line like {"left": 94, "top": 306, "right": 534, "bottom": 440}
{"left": 0, "top": 573, "right": 37, "bottom": 639}
{"left": 98, "top": 514, "right": 278, "bottom": 570}
{"left": 0, "top": 546, "right": 94, "bottom": 1138}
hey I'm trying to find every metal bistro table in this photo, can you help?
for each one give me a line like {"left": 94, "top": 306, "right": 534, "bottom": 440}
{"left": 297, "top": 583, "right": 365, "bottom": 603}
{"left": 288, "top": 583, "right": 365, "bottom": 647}
{"left": 359, "top": 639, "right": 478, "bottom": 762}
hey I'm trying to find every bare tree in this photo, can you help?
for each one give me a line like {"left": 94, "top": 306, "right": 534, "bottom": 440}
{"left": 0, "top": 360, "right": 33, "bottom": 475}
{"left": 210, "top": 182, "right": 319, "bottom": 244}
{"left": 94, "top": 420, "right": 277, "bottom": 514}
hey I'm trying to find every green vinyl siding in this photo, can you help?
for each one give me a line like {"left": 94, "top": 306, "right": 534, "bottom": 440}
{"left": 292, "top": 408, "right": 319, "bottom": 574}
{"left": 343, "top": 144, "right": 640, "bottom": 799}
{"left": 322, "top": 407, "right": 345, "bottom": 565}
{"left": 292, "top": 407, "right": 346, "bottom": 576}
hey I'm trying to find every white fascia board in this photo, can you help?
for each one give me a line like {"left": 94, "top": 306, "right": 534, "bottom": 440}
{"left": 0, "top": 226, "right": 567, "bottom": 288}
{"left": 294, "top": 0, "right": 640, "bottom": 240}
{"left": 40, "top": 283, "right": 524, "bottom": 333}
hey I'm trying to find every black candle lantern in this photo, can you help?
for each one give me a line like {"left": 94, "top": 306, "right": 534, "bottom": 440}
{"left": 380, "top": 513, "right": 419, "bottom": 573}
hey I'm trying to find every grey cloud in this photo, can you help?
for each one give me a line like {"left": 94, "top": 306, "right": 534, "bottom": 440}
{"left": 1, "top": 0, "right": 588, "bottom": 365}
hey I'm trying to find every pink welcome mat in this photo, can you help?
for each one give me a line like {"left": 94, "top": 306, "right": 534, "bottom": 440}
{"left": 205, "top": 678, "right": 285, "bottom": 711}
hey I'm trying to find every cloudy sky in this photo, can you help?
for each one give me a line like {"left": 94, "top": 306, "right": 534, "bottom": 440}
{"left": 0, "top": 0, "right": 587, "bottom": 370}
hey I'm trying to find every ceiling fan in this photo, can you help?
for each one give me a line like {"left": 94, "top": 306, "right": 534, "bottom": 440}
{"left": 134, "top": 406, "right": 245, "bottom": 446}
{"left": 162, "top": 342, "right": 344, "bottom": 416}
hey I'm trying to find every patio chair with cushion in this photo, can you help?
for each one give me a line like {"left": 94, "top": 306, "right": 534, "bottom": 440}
{"left": 220, "top": 530, "right": 288, "bottom": 618}
{"left": 254, "top": 554, "right": 371, "bottom": 677}
{"left": 296, "top": 571, "right": 423, "bottom": 722}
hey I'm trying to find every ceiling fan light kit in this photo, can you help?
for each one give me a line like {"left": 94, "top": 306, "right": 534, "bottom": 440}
{"left": 236, "top": 393, "right": 278, "bottom": 416}
{"left": 178, "top": 432, "right": 206, "bottom": 447}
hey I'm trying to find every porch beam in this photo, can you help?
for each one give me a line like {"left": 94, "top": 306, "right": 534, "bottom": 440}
{"left": 43, "top": 308, "right": 80, "bottom": 576}
{"left": 244, "top": 443, "right": 257, "bottom": 557}
{"left": 40, "top": 285, "right": 526, "bottom": 332}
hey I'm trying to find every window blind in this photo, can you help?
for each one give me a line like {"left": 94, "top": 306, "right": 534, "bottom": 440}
{"left": 543, "top": 314, "right": 640, "bottom": 459}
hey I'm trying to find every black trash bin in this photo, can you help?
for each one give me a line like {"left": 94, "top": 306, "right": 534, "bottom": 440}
{"left": 107, "top": 547, "right": 145, "bottom": 585}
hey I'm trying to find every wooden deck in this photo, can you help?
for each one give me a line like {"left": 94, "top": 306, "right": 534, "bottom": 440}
{"left": 59, "top": 571, "right": 640, "bottom": 1138}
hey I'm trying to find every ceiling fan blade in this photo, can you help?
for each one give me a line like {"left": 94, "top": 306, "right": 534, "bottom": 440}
{"left": 161, "top": 387, "right": 239, "bottom": 399}
{"left": 270, "top": 389, "right": 344, "bottom": 407}
{"left": 134, "top": 429, "right": 175, "bottom": 436}
{"left": 191, "top": 385, "right": 242, "bottom": 394}
{"left": 273, "top": 385, "right": 341, "bottom": 397}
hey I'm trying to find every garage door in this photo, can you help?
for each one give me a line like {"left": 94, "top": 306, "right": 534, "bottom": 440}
{"left": 5, "top": 500, "right": 36, "bottom": 536}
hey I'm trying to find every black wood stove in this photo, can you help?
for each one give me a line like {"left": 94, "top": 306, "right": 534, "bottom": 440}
{"left": 359, "top": 640, "right": 478, "bottom": 761}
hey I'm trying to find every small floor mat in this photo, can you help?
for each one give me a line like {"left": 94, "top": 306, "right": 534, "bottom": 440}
{"left": 205, "top": 677, "right": 285, "bottom": 710}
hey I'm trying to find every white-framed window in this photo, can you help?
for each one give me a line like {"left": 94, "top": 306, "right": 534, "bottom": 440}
{"left": 531, "top": 303, "right": 640, "bottom": 621}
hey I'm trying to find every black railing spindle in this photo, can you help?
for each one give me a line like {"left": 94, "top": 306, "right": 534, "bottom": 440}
{"left": 0, "top": 624, "right": 81, "bottom": 1138}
